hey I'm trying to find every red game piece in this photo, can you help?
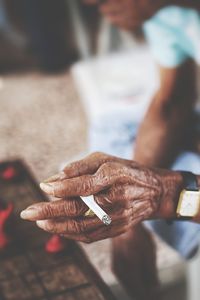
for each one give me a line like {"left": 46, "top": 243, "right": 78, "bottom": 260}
{"left": 2, "top": 167, "right": 16, "bottom": 180}
{"left": 45, "top": 235, "right": 65, "bottom": 253}
{"left": 0, "top": 203, "right": 13, "bottom": 250}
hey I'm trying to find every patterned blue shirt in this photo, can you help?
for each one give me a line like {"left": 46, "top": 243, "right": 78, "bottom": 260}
{"left": 143, "top": 6, "right": 200, "bottom": 67}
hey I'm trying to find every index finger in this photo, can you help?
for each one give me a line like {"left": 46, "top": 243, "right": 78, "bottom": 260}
{"left": 44, "top": 152, "right": 138, "bottom": 183}
{"left": 40, "top": 174, "right": 110, "bottom": 197}
{"left": 40, "top": 162, "right": 127, "bottom": 198}
{"left": 44, "top": 152, "right": 111, "bottom": 183}
{"left": 20, "top": 198, "right": 88, "bottom": 221}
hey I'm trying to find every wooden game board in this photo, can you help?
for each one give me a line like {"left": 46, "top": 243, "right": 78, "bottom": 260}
{"left": 0, "top": 160, "right": 116, "bottom": 300}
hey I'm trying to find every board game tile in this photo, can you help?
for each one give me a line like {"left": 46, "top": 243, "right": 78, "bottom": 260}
{"left": 39, "top": 263, "right": 88, "bottom": 293}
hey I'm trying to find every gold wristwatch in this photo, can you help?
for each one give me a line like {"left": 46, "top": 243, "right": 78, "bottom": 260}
{"left": 177, "top": 172, "right": 200, "bottom": 218}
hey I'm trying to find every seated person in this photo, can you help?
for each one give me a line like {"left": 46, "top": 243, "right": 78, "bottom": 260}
{"left": 85, "top": 0, "right": 200, "bottom": 297}
{"left": 23, "top": 1, "right": 200, "bottom": 299}
{"left": 81, "top": 1, "right": 200, "bottom": 298}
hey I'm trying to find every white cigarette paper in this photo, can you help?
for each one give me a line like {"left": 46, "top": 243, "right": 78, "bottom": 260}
{"left": 81, "top": 195, "right": 112, "bottom": 225}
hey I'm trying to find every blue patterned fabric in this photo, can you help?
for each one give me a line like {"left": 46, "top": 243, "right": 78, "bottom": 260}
{"left": 143, "top": 6, "right": 200, "bottom": 67}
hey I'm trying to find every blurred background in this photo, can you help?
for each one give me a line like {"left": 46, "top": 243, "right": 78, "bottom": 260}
{"left": 0, "top": 1, "right": 200, "bottom": 299}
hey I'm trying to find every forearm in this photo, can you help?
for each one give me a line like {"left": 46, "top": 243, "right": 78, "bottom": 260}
{"left": 134, "top": 61, "right": 197, "bottom": 168}
{"left": 134, "top": 93, "right": 194, "bottom": 168}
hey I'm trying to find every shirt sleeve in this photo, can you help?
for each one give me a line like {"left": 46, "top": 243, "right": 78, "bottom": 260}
{"left": 143, "top": 16, "right": 188, "bottom": 68}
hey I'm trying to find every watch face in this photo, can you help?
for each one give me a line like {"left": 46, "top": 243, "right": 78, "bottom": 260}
{"left": 177, "top": 190, "right": 200, "bottom": 217}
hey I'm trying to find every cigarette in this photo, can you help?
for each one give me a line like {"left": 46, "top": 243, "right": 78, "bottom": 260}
{"left": 81, "top": 195, "right": 112, "bottom": 225}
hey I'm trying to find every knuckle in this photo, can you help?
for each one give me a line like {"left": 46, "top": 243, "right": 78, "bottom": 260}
{"left": 74, "top": 200, "right": 84, "bottom": 214}
{"left": 42, "top": 205, "right": 54, "bottom": 218}
{"left": 80, "top": 177, "right": 93, "bottom": 195}
{"left": 95, "top": 162, "right": 119, "bottom": 183}
{"left": 108, "top": 188, "right": 116, "bottom": 200}
{"left": 96, "top": 194, "right": 110, "bottom": 207}
{"left": 119, "top": 209, "right": 130, "bottom": 223}
{"left": 102, "top": 161, "right": 114, "bottom": 170}
{"left": 117, "top": 185, "right": 127, "bottom": 199}
{"left": 97, "top": 162, "right": 115, "bottom": 178}
{"left": 66, "top": 161, "right": 78, "bottom": 173}
{"left": 55, "top": 182, "right": 65, "bottom": 197}
{"left": 92, "top": 151, "right": 106, "bottom": 160}
{"left": 65, "top": 200, "right": 83, "bottom": 216}
{"left": 73, "top": 220, "right": 85, "bottom": 234}
{"left": 64, "top": 222, "right": 73, "bottom": 234}
{"left": 91, "top": 151, "right": 102, "bottom": 158}
{"left": 123, "top": 186, "right": 131, "bottom": 199}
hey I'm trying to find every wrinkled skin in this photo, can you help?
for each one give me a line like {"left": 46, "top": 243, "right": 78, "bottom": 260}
{"left": 21, "top": 152, "right": 182, "bottom": 243}
{"left": 21, "top": 152, "right": 183, "bottom": 300}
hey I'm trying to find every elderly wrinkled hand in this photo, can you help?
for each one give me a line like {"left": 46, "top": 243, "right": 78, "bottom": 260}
{"left": 20, "top": 152, "right": 182, "bottom": 243}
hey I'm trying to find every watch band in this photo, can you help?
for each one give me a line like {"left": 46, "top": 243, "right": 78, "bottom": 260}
{"left": 167, "top": 171, "right": 199, "bottom": 224}
{"left": 181, "top": 171, "right": 199, "bottom": 191}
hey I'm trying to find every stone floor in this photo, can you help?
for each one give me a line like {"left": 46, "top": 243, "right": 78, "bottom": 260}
{"left": 0, "top": 71, "right": 87, "bottom": 181}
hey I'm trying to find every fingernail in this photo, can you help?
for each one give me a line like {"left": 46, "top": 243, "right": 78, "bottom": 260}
{"left": 36, "top": 220, "right": 46, "bottom": 228}
{"left": 43, "top": 172, "right": 64, "bottom": 183}
{"left": 40, "top": 182, "right": 54, "bottom": 193}
{"left": 36, "top": 220, "right": 52, "bottom": 231}
{"left": 59, "top": 171, "right": 66, "bottom": 180}
{"left": 20, "top": 207, "right": 38, "bottom": 220}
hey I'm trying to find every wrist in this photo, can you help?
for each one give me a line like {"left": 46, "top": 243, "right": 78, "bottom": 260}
{"left": 156, "top": 170, "right": 183, "bottom": 219}
{"left": 157, "top": 172, "right": 200, "bottom": 221}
